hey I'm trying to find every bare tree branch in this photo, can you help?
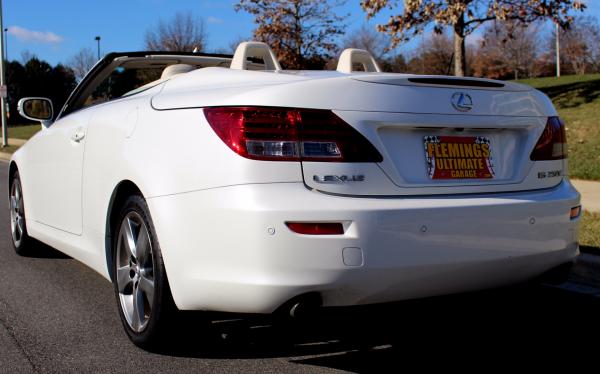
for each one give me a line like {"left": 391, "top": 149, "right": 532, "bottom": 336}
{"left": 145, "top": 12, "right": 207, "bottom": 52}
{"left": 67, "top": 48, "right": 96, "bottom": 82}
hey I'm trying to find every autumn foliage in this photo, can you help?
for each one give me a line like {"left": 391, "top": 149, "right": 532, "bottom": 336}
{"left": 361, "top": 0, "right": 586, "bottom": 76}
{"left": 235, "top": 0, "right": 347, "bottom": 69}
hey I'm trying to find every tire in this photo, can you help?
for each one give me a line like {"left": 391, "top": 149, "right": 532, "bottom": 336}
{"left": 10, "top": 171, "right": 34, "bottom": 256}
{"left": 113, "top": 194, "right": 177, "bottom": 349}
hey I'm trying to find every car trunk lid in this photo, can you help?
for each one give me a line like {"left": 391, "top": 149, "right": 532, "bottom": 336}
{"left": 299, "top": 77, "right": 563, "bottom": 196}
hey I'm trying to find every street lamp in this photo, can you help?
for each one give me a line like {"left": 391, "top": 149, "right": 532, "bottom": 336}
{"left": 0, "top": 0, "right": 7, "bottom": 147}
{"left": 95, "top": 36, "right": 101, "bottom": 60}
{"left": 3, "top": 28, "right": 6, "bottom": 62}
{"left": 556, "top": 23, "right": 561, "bottom": 78}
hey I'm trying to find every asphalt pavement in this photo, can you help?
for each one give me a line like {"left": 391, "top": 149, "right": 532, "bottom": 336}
{"left": 1, "top": 160, "right": 599, "bottom": 373}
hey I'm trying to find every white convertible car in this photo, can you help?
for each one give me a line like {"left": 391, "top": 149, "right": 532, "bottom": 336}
{"left": 11, "top": 42, "right": 580, "bottom": 347}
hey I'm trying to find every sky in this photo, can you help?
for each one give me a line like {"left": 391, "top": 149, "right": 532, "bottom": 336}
{"left": 3, "top": 0, "right": 600, "bottom": 66}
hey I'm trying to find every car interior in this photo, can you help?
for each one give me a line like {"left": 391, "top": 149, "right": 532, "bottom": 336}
{"left": 63, "top": 54, "right": 268, "bottom": 116}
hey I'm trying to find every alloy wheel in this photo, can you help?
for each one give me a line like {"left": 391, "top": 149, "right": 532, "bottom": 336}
{"left": 10, "top": 180, "right": 25, "bottom": 247}
{"left": 116, "top": 211, "right": 155, "bottom": 333}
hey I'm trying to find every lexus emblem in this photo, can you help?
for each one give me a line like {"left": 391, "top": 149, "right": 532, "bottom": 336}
{"left": 451, "top": 92, "right": 473, "bottom": 112}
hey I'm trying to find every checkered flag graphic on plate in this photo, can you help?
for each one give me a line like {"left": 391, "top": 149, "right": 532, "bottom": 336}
{"left": 475, "top": 136, "right": 495, "bottom": 176}
{"left": 423, "top": 136, "right": 440, "bottom": 178}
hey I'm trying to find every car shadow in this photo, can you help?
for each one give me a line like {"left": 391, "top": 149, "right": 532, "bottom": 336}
{"left": 580, "top": 245, "right": 599, "bottom": 255}
{"left": 151, "top": 284, "right": 600, "bottom": 369}
{"left": 18, "top": 238, "right": 71, "bottom": 259}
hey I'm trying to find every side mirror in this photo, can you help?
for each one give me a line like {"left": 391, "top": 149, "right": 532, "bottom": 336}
{"left": 18, "top": 97, "right": 53, "bottom": 128}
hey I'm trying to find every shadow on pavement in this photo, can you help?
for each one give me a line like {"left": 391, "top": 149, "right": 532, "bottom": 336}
{"left": 18, "top": 238, "right": 71, "bottom": 259}
{"left": 580, "top": 245, "right": 600, "bottom": 255}
{"left": 151, "top": 284, "right": 600, "bottom": 370}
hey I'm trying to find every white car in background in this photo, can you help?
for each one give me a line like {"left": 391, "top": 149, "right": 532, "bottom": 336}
{"left": 10, "top": 42, "right": 580, "bottom": 348}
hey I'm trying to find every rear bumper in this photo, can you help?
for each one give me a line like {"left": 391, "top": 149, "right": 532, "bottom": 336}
{"left": 148, "top": 179, "right": 580, "bottom": 313}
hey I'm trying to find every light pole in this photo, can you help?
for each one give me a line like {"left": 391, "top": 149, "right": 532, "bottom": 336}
{"left": 95, "top": 36, "right": 101, "bottom": 60}
{"left": 0, "top": 0, "right": 7, "bottom": 148}
{"left": 556, "top": 23, "right": 561, "bottom": 78}
{"left": 3, "top": 28, "right": 6, "bottom": 62}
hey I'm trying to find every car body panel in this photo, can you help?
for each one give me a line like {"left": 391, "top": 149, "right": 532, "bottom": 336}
{"left": 147, "top": 180, "right": 579, "bottom": 313}
{"left": 18, "top": 109, "right": 92, "bottom": 235}
{"left": 152, "top": 68, "right": 555, "bottom": 117}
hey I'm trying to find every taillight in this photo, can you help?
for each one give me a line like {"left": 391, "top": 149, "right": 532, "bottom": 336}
{"left": 204, "top": 107, "right": 383, "bottom": 162}
{"left": 530, "top": 117, "right": 567, "bottom": 161}
{"left": 285, "top": 222, "right": 345, "bottom": 235}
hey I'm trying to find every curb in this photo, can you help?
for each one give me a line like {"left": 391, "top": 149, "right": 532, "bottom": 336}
{"left": 8, "top": 139, "right": 26, "bottom": 147}
{"left": 0, "top": 152, "right": 11, "bottom": 162}
{"left": 571, "top": 179, "right": 600, "bottom": 213}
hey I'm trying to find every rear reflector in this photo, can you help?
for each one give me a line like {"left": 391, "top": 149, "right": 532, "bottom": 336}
{"left": 530, "top": 117, "right": 567, "bottom": 161}
{"left": 204, "top": 107, "right": 383, "bottom": 162}
{"left": 285, "top": 222, "right": 344, "bottom": 235}
{"left": 570, "top": 206, "right": 581, "bottom": 220}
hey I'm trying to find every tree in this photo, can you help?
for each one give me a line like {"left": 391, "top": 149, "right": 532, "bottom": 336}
{"left": 7, "top": 57, "right": 76, "bottom": 123}
{"left": 235, "top": 0, "right": 348, "bottom": 69}
{"left": 343, "top": 26, "right": 412, "bottom": 72}
{"left": 68, "top": 48, "right": 97, "bottom": 82}
{"left": 552, "top": 16, "right": 600, "bottom": 75}
{"left": 145, "top": 12, "right": 207, "bottom": 52}
{"left": 19, "top": 50, "right": 37, "bottom": 65}
{"left": 361, "top": 0, "right": 586, "bottom": 77}
{"left": 380, "top": 54, "right": 409, "bottom": 73}
{"left": 407, "top": 33, "right": 454, "bottom": 75}
{"left": 343, "top": 24, "right": 390, "bottom": 61}
{"left": 472, "top": 21, "right": 539, "bottom": 80}
{"left": 228, "top": 36, "right": 250, "bottom": 54}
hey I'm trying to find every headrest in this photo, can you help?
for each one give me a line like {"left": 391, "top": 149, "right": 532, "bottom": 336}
{"left": 161, "top": 64, "right": 195, "bottom": 79}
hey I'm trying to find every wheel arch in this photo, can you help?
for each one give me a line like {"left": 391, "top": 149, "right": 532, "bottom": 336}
{"left": 8, "top": 161, "right": 18, "bottom": 192}
{"left": 105, "top": 180, "right": 143, "bottom": 282}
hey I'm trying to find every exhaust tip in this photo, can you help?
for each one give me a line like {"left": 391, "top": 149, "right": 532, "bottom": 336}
{"left": 278, "top": 293, "right": 322, "bottom": 320}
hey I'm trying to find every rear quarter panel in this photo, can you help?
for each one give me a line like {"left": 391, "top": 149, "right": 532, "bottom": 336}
{"left": 80, "top": 92, "right": 304, "bottom": 259}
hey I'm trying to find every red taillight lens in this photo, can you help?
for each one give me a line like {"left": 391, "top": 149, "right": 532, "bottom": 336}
{"left": 204, "top": 107, "right": 383, "bottom": 162}
{"left": 285, "top": 222, "right": 344, "bottom": 235}
{"left": 530, "top": 117, "right": 567, "bottom": 161}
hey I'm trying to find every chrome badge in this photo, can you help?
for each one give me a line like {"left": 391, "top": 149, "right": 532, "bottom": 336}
{"left": 451, "top": 92, "right": 473, "bottom": 112}
{"left": 313, "top": 175, "right": 365, "bottom": 184}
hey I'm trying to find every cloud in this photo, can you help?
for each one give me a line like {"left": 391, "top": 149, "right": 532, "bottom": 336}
{"left": 207, "top": 16, "right": 223, "bottom": 24}
{"left": 7, "top": 26, "right": 64, "bottom": 44}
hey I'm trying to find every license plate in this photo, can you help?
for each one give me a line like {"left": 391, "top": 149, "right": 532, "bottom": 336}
{"left": 424, "top": 136, "right": 495, "bottom": 179}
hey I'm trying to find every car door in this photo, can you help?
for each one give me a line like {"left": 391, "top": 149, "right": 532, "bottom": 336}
{"left": 25, "top": 109, "right": 91, "bottom": 235}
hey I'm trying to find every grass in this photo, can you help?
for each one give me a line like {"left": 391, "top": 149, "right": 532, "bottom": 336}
{"left": 0, "top": 145, "right": 20, "bottom": 154}
{"left": 580, "top": 211, "right": 600, "bottom": 253}
{"left": 516, "top": 74, "right": 600, "bottom": 89}
{"left": 0, "top": 124, "right": 40, "bottom": 154}
{"left": 516, "top": 74, "right": 600, "bottom": 180}
{"left": 8, "top": 124, "right": 40, "bottom": 140}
